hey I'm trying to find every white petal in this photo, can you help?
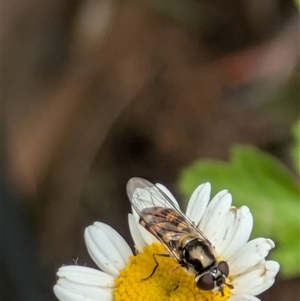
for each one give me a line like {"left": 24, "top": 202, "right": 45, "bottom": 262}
{"left": 198, "top": 190, "right": 232, "bottom": 242}
{"left": 128, "top": 214, "right": 147, "bottom": 252}
{"left": 54, "top": 265, "right": 114, "bottom": 301}
{"left": 84, "top": 222, "right": 132, "bottom": 277}
{"left": 56, "top": 266, "right": 115, "bottom": 287}
{"left": 228, "top": 238, "right": 275, "bottom": 275}
{"left": 222, "top": 206, "right": 253, "bottom": 258}
{"left": 228, "top": 294, "right": 261, "bottom": 301}
{"left": 186, "top": 183, "right": 211, "bottom": 225}
{"left": 54, "top": 284, "right": 111, "bottom": 301}
{"left": 206, "top": 206, "right": 236, "bottom": 253}
{"left": 93, "top": 222, "right": 133, "bottom": 263}
{"left": 232, "top": 260, "right": 280, "bottom": 295}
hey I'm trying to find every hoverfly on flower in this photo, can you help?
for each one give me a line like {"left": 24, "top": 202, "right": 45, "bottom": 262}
{"left": 126, "top": 177, "right": 234, "bottom": 295}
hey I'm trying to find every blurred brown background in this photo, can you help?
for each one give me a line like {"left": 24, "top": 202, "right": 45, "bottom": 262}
{"left": 2, "top": 0, "right": 299, "bottom": 300}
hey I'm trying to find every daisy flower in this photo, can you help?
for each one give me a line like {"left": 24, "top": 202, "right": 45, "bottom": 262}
{"left": 54, "top": 178, "right": 279, "bottom": 301}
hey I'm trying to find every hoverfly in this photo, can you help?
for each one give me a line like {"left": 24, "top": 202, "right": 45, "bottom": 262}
{"left": 126, "top": 177, "right": 233, "bottom": 295}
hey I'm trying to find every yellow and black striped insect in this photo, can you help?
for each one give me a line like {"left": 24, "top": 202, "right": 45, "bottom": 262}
{"left": 127, "top": 177, "right": 233, "bottom": 295}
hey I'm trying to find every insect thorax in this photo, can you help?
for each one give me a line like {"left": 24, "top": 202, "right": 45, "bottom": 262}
{"left": 181, "top": 237, "right": 216, "bottom": 275}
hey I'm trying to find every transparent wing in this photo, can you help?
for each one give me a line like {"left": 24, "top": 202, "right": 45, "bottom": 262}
{"left": 127, "top": 177, "right": 179, "bottom": 212}
{"left": 126, "top": 177, "right": 212, "bottom": 249}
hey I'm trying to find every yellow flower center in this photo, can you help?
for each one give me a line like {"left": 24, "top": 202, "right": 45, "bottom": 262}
{"left": 114, "top": 243, "right": 232, "bottom": 301}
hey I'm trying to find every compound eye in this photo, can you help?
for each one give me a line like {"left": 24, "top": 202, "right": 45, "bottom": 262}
{"left": 218, "top": 261, "right": 229, "bottom": 277}
{"left": 196, "top": 273, "right": 214, "bottom": 290}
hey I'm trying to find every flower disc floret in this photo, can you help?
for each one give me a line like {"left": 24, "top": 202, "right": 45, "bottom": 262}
{"left": 114, "top": 243, "right": 232, "bottom": 301}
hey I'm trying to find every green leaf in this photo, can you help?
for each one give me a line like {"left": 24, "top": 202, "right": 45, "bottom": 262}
{"left": 179, "top": 145, "right": 300, "bottom": 278}
{"left": 291, "top": 119, "right": 300, "bottom": 174}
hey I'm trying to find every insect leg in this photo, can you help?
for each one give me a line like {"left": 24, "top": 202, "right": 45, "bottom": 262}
{"left": 168, "top": 264, "right": 181, "bottom": 275}
{"left": 142, "top": 253, "right": 170, "bottom": 280}
{"left": 166, "top": 264, "right": 182, "bottom": 290}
